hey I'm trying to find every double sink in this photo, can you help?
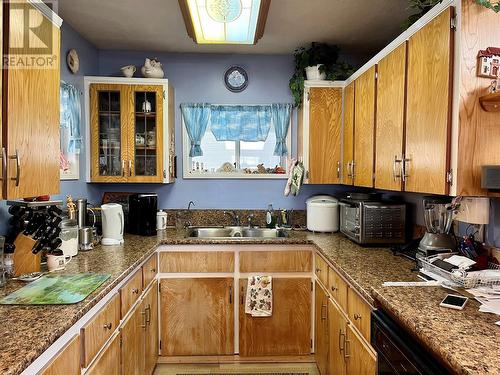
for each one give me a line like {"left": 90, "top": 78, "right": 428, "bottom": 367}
{"left": 186, "top": 226, "right": 288, "bottom": 239}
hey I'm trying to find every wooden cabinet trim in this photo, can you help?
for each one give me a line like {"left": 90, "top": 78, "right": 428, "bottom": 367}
{"left": 85, "top": 332, "right": 120, "bottom": 375}
{"left": 81, "top": 293, "right": 121, "bottom": 368}
{"left": 142, "top": 253, "right": 158, "bottom": 290}
{"left": 159, "top": 251, "right": 235, "bottom": 273}
{"left": 239, "top": 250, "right": 312, "bottom": 273}
{"left": 40, "top": 335, "right": 80, "bottom": 375}
{"left": 347, "top": 286, "right": 372, "bottom": 343}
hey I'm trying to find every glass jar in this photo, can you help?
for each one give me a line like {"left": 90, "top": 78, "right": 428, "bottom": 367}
{"left": 59, "top": 219, "right": 79, "bottom": 257}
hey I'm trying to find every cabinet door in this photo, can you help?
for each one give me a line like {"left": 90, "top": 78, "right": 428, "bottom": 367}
{"left": 308, "top": 87, "right": 342, "bottom": 184}
{"left": 239, "top": 278, "right": 311, "bottom": 356}
{"left": 345, "top": 324, "right": 377, "bottom": 375}
{"left": 314, "top": 282, "right": 328, "bottom": 375}
{"left": 90, "top": 84, "right": 129, "bottom": 182}
{"left": 86, "top": 333, "right": 120, "bottom": 375}
{"left": 160, "top": 278, "right": 234, "bottom": 355}
{"left": 121, "top": 302, "right": 145, "bottom": 375}
{"left": 120, "top": 269, "right": 142, "bottom": 318}
{"left": 405, "top": 8, "right": 453, "bottom": 195}
{"left": 375, "top": 43, "right": 406, "bottom": 191}
{"left": 144, "top": 281, "right": 158, "bottom": 375}
{"left": 328, "top": 300, "right": 347, "bottom": 375}
{"left": 354, "top": 66, "right": 376, "bottom": 187}
{"left": 342, "top": 83, "right": 355, "bottom": 185}
{"left": 5, "top": 1, "right": 60, "bottom": 198}
{"left": 347, "top": 288, "right": 372, "bottom": 343}
{"left": 126, "top": 85, "right": 164, "bottom": 183}
{"left": 41, "top": 335, "right": 80, "bottom": 375}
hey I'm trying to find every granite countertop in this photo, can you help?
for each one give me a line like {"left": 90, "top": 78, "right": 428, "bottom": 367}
{"left": 0, "top": 229, "right": 498, "bottom": 375}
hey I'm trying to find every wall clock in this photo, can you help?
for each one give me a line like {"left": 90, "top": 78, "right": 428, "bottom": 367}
{"left": 224, "top": 66, "right": 248, "bottom": 92}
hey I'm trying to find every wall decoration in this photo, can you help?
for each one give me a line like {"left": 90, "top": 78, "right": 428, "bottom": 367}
{"left": 60, "top": 81, "right": 82, "bottom": 180}
{"left": 141, "top": 58, "right": 164, "bottom": 78}
{"left": 66, "top": 49, "right": 80, "bottom": 74}
{"left": 477, "top": 47, "right": 500, "bottom": 78}
{"left": 121, "top": 64, "right": 136, "bottom": 78}
{"left": 224, "top": 66, "right": 248, "bottom": 92}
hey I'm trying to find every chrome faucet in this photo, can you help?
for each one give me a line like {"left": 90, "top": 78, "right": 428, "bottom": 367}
{"left": 247, "top": 213, "right": 255, "bottom": 228}
{"left": 187, "top": 201, "right": 195, "bottom": 210}
{"left": 183, "top": 201, "right": 195, "bottom": 228}
{"left": 224, "top": 210, "right": 240, "bottom": 226}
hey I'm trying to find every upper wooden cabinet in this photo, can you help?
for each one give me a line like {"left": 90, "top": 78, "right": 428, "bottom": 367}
{"left": 353, "top": 66, "right": 376, "bottom": 188}
{"left": 299, "top": 83, "right": 343, "bottom": 184}
{"left": 342, "top": 83, "right": 355, "bottom": 186}
{"left": 405, "top": 8, "right": 453, "bottom": 195}
{"left": 2, "top": 0, "right": 61, "bottom": 199}
{"left": 85, "top": 77, "right": 175, "bottom": 184}
{"left": 375, "top": 43, "right": 406, "bottom": 191}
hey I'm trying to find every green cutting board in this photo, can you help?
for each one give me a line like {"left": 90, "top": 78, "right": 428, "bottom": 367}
{"left": 0, "top": 273, "right": 111, "bottom": 305}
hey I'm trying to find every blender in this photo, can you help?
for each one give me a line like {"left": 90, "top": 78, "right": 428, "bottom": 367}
{"left": 418, "top": 196, "right": 457, "bottom": 258}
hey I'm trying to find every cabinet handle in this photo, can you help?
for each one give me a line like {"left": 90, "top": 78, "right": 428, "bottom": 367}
{"left": 0, "top": 147, "right": 6, "bottom": 182}
{"left": 402, "top": 155, "right": 410, "bottom": 182}
{"left": 9, "top": 150, "right": 20, "bottom": 186}
{"left": 346, "top": 161, "right": 352, "bottom": 178}
{"left": 315, "top": 268, "right": 321, "bottom": 273}
{"left": 321, "top": 303, "right": 327, "bottom": 321}
{"left": 336, "top": 161, "right": 341, "bottom": 179}
{"left": 229, "top": 285, "right": 233, "bottom": 304}
{"left": 339, "top": 329, "right": 345, "bottom": 353}
{"left": 151, "top": 268, "right": 156, "bottom": 273}
{"left": 344, "top": 338, "right": 351, "bottom": 359}
{"left": 393, "top": 155, "right": 402, "bottom": 181}
{"left": 132, "top": 288, "right": 139, "bottom": 294}
{"left": 128, "top": 160, "right": 132, "bottom": 176}
{"left": 121, "top": 160, "right": 125, "bottom": 176}
{"left": 145, "top": 304, "right": 151, "bottom": 324}
{"left": 141, "top": 310, "right": 147, "bottom": 328}
{"left": 354, "top": 313, "right": 361, "bottom": 320}
{"left": 240, "top": 286, "right": 245, "bottom": 305}
{"left": 331, "top": 285, "right": 338, "bottom": 292}
{"left": 103, "top": 323, "right": 112, "bottom": 330}
{"left": 350, "top": 161, "right": 356, "bottom": 179}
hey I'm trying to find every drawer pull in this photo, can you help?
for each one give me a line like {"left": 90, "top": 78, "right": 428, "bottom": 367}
{"left": 132, "top": 288, "right": 139, "bottom": 294}
{"left": 315, "top": 268, "right": 321, "bottom": 273}
{"left": 151, "top": 268, "right": 156, "bottom": 273}
{"left": 339, "top": 329, "right": 345, "bottom": 353}
{"left": 141, "top": 310, "right": 147, "bottom": 328}
{"left": 103, "top": 323, "right": 112, "bottom": 330}
{"left": 354, "top": 313, "right": 361, "bottom": 320}
{"left": 321, "top": 303, "right": 327, "bottom": 321}
{"left": 145, "top": 304, "right": 151, "bottom": 325}
{"left": 344, "top": 338, "right": 351, "bottom": 359}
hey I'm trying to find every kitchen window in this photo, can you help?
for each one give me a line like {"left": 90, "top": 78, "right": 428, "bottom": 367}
{"left": 182, "top": 104, "right": 291, "bottom": 179}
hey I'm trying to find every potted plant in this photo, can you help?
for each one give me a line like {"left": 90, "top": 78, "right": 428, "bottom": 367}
{"left": 289, "top": 42, "right": 354, "bottom": 107}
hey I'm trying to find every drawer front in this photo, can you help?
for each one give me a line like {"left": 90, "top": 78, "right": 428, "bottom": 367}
{"left": 327, "top": 266, "right": 348, "bottom": 312}
{"left": 159, "top": 251, "right": 234, "bottom": 273}
{"left": 314, "top": 253, "right": 328, "bottom": 286}
{"left": 120, "top": 269, "right": 143, "bottom": 318}
{"left": 239, "top": 250, "right": 312, "bottom": 272}
{"left": 86, "top": 332, "right": 120, "bottom": 375}
{"left": 347, "top": 287, "right": 372, "bottom": 342}
{"left": 81, "top": 293, "right": 120, "bottom": 368}
{"left": 142, "top": 254, "right": 158, "bottom": 290}
{"left": 41, "top": 335, "right": 80, "bottom": 375}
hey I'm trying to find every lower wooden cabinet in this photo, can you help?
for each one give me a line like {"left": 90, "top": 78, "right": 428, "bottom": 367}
{"left": 160, "top": 278, "right": 234, "bottom": 355}
{"left": 40, "top": 335, "right": 80, "bottom": 375}
{"left": 239, "top": 278, "right": 312, "bottom": 356}
{"left": 86, "top": 333, "right": 121, "bottom": 375}
{"left": 345, "top": 324, "right": 377, "bottom": 375}
{"left": 328, "top": 299, "right": 348, "bottom": 375}
{"left": 347, "top": 287, "right": 372, "bottom": 342}
{"left": 144, "top": 281, "right": 159, "bottom": 375}
{"left": 315, "top": 282, "right": 329, "bottom": 375}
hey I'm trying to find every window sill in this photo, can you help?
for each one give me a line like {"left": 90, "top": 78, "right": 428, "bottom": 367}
{"left": 183, "top": 171, "right": 289, "bottom": 180}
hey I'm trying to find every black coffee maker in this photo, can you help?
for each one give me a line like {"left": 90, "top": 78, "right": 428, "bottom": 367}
{"left": 127, "top": 193, "right": 158, "bottom": 236}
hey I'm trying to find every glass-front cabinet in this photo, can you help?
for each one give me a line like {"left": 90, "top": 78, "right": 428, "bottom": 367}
{"left": 88, "top": 78, "right": 175, "bottom": 183}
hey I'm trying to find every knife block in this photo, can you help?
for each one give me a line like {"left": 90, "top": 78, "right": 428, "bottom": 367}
{"left": 13, "top": 234, "right": 40, "bottom": 276}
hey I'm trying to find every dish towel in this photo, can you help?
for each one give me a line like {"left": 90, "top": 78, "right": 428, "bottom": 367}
{"left": 284, "top": 158, "right": 298, "bottom": 196}
{"left": 245, "top": 275, "right": 273, "bottom": 317}
{"left": 290, "top": 161, "right": 305, "bottom": 196}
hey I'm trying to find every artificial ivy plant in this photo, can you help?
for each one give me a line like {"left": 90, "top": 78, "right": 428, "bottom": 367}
{"left": 403, "top": 0, "right": 500, "bottom": 30}
{"left": 289, "top": 42, "right": 354, "bottom": 107}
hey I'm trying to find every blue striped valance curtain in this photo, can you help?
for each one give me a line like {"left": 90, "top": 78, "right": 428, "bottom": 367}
{"left": 181, "top": 103, "right": 211, "bottom": 157}
{"left": 210, "top": 105, "right": 272, "bottom": 142}
{"left": 60, "top": 81, "right": 82, "bottom": 153}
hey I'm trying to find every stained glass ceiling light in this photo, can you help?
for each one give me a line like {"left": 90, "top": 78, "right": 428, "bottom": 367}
{"left": 179, "top": 0, "right": 270, "bottom": 45}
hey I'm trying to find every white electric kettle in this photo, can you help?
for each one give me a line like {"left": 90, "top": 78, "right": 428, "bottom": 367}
{"left": 101, "top": 203, "right": 124, "bottom": 245}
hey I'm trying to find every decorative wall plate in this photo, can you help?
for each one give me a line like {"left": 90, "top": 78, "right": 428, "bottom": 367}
{"left": 224, "top": 66, "right": 248, "bottom": 92}
{"left": 66, "top": 49, "right": 80, "bottom": 74}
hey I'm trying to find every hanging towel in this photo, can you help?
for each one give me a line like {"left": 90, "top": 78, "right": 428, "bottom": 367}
{"left": 245, "top": 276, "right": 273, "bottom": 317}
{"left": 290, "top": 161, "right": 305, "bottom": 196}
{"left": 284, "top": 158, "right": 298, "bottom": 196}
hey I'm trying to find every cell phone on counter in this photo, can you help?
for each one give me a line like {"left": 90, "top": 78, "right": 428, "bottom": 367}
{"left": 439, "top": 294, "right": 468, "bottom": 310}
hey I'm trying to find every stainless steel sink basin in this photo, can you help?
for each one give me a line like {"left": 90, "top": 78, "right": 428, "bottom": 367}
{"left": 186, "top": 226, "right": 288, "bottom": 239}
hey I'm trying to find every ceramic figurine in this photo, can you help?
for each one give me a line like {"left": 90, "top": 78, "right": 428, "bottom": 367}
{"left": 257, "top": 164, "right": 267, "bottom": 174}
{"left": 121, "top": 65, "right": 136, "bottom": 78}
{"left": 142, "top": 99, "right": 152, "bottom": 113}
{"left": 141, "top": 58, "right": 164, "bottom": 78}
{"left": 218, "top": 162, "right": 235, "bottom": 173}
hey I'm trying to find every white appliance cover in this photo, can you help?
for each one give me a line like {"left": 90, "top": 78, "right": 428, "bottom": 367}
{"left": 306, "top": 195, "right": 339, "bottom": 232}
{"left": 101, "top": 203, "right": 124, "bottom": 245}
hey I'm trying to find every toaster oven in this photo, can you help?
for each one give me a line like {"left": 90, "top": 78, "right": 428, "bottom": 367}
{"left": 339, "top": 199, "right": 406, "bottom": 245}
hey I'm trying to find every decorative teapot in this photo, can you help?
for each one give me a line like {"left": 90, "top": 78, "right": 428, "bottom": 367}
{"left": 141, "top": 58, "right": 164, "bottom": 78}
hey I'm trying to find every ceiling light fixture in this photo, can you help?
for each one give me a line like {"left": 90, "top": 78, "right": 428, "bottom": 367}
{"left": 179, "top": 0, "right": 271, "bottom": 45}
